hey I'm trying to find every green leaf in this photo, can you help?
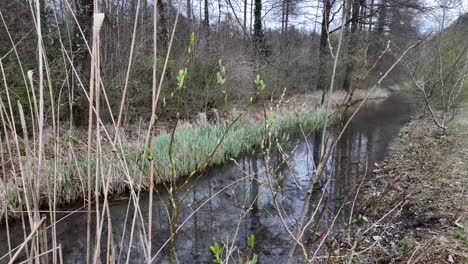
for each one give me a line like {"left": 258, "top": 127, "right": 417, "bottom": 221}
{"left": 177, "top": 69, "right": 187, "bottom": 89}
{"left": 217, "top": 60, "right": 226, "bottom": 85}
{"left": 190, "top": 32, "right": 195, "bottom": 48}
{"left": 254, "top": 75, "right": 266, "bottom": 91}
{"left": 248, "top": 234, "right": 255, "bottom": 250}
{"left": 210, "top": 242, "right": 223, "bottom": 264}
{"left": 276, "top": 173, "right": 284, "bottom": 187}
{"left": 143, "top": 147, "right": 153, "bottom": 161}
{"left": 245, "top": 254, "right": 258, "bottom": 264}
{"left": 255, "top": 74, "right": 261, "bottom": 85}
{"left": 217, "top": 72, "right": 225, "bottom": 85}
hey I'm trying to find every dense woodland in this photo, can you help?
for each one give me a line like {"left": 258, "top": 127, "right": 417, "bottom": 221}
{"left": 1, "top": 0, "right": 440, "bottom": 126}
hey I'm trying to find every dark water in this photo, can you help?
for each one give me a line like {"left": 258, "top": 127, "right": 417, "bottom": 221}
{"left": 0, "top": 94, "right": 413, "bottom": 263}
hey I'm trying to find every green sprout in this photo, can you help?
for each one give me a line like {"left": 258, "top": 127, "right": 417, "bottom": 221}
{"left": 177, "top": 68, "right": 187, "bottom": 90}
{"left": 248, "top": 234, "right": 255, "bottom": 250}
{"left": 210, "top": 241, "right": 223, "bottom": 264}
{"left": 254, "top": 75, "right": 266, "bottom": 91}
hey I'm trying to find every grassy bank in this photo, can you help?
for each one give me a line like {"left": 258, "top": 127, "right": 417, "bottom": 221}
{"left": 0, "top": 88, "right": 390, "bottom": 220}
{"left": 0, "top": 109, "right": 328, "bottom": 218}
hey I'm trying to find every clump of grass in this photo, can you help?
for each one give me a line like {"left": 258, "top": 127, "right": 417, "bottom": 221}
{"left": 151, "top": 110, "right": 327, "bottom": 181}
{"left": 1, "top": 110, "right": 328, "bottom": 217}
{"left": 454, "top": 227, "right": 468, "bottom": 245}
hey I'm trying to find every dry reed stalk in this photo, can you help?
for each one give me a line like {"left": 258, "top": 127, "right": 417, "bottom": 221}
{"left": 16, "top": 246, "right": 61, "bottom": 264}
{"left": 0, "top": 100, "right": 30, "bottom": 259}
{"left": 86, "top": 20, "right": 96, "bottom": 264}
{"left": 0, "top": 134, "right": 12, "bottom": 260}
{"left": 146, "top": 0, "right": 160, "bottom": 261}
{"left": 8, "top": 217, "right": 46, "bottom": 264}
{"left": 90, "top": 4, "right": 106, "bottom": 261}
{"left": 123, "top": 0, "right": 184, "bottom": 261}
{"left": 0, "top": 58, "right": 36, "bottom": 254}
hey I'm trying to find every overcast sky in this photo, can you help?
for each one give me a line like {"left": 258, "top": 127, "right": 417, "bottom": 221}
{"left": 184, "top": 0, "right": 468, "bottom": 33}
{"left": 419, "top": 0, "right": 468, "bottom": 32}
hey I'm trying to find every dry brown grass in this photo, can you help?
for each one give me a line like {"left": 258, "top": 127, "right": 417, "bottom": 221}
{"left": 269, "top": 88, "right": 390, "bottom": 114}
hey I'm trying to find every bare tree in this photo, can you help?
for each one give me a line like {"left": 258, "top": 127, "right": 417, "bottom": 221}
{"left": 405, "top": 4, "right": 468, "bottom": 130}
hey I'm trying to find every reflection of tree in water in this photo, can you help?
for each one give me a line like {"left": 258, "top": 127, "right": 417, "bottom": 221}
{"left": 313, "top": 130, "right": 322, "bottom": 169}
{"left": 301, "top": 126, "right": 374, "bottom": 252}
{"left": 251, "top": 156, "right": 260, "bottom": 226}
{"left": 192, "top": 181, "right": 200, "bottom": 261}
{"left": 190, "top": 173, "right": 215, "bottom": 263}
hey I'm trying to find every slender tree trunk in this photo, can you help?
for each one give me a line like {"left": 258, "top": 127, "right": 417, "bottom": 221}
{"left": 217, "top": 0, "right": 222, "bottom": 25}
{"left": 377, "top": 0, "right": 386, "bottom": 35}
{"left": 187, "top": 0, "right": 192, "bottom": 29}
{"left": 343, "top": 0, "right": 361, "bottom": 92}
{"left": 243, "top": 0, "right": 247, "bottom": 33}
{"left": 204, "top": 0, "right": 209, "bottom": 29}
{"left": 281, "top": 0, "right": 285, "bottom": 34}
{"left": 368, "top": 0, "right": 375, "bottom": 32}
{"left": 359, "top": 0, "right": 365, "bottom": 30}
{"left": 285, "top": 0, "right": 289, "bottom": 34}
{"left": 253, "top": 0, "right": 264, "bottom": 54}
{"left": 143, "top": 0, "right": 147, "bottom": 21}
{"left": 72, "top": 0, "right": 93, "bottom": 127}
{"left": 158, "top": 0, "right": 169, "bottom": 51}
{"left": 199, "top": 0, "right": 202, "bottom": 23}
{"left": 250, "top": 0, "right": 253, "bottom": 34}
{"left": 316, "top": 0, "right": 332, "bottom": 92}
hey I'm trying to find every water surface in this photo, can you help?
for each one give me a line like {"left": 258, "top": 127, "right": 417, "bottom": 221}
{"left": 0, "top": 94, "right": 413, "bottom": 263}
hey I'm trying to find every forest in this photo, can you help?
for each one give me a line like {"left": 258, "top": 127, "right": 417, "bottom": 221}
{"left": 0, "top": 0, "right": 467, "bottom": 263}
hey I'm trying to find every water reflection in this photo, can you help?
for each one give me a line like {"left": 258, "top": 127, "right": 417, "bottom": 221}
{"left": 0, "top": 94, "right": 412, "bottom": 264}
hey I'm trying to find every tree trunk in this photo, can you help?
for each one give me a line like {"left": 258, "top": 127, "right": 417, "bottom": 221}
{"left": 316, "top": 0, "right": 332, "bottom": 92}
{"left": 243, "top": 0, "right": 247, "bottom": 33}
{"left": 253, "top": 0, "right": 263, "bottom": 47}
{"left": 359, "top": 0, "right": 365, "bottom": 30}
{"left": 368, "top": 0, "right": 375, "bottom": 32}
{"left": 204, "top": 0, "right": 209, "bottom": 29}
{"left": 217, "top": 0, "right": 222, "bottom": 25}
{"left": 158, "top": 0, "right": 169, "bottom": 51}
{"left": 187, "top": 0, "right": 192, "bottom": 28}
{"left": 281, "top": 0, "right": 285, "bottom": 34}
{"left": 71, "top": 0, "right": 93, "bottom": 126}
{"left": 285, "top": 0, "right": 289, "bottom": 34}
{"left": 377, "top": 0, "right": 386, "bottom": 35}
{"left": 343, "top": 0, "right": 361, "bottom": 92}
{"left": 250, "top": 0, "right": 253, "bottom": 34}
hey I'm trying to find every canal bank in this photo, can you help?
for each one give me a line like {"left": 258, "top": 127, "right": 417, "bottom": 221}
{"left": 334, "top": 100, "right": 468, "bottom": 263}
